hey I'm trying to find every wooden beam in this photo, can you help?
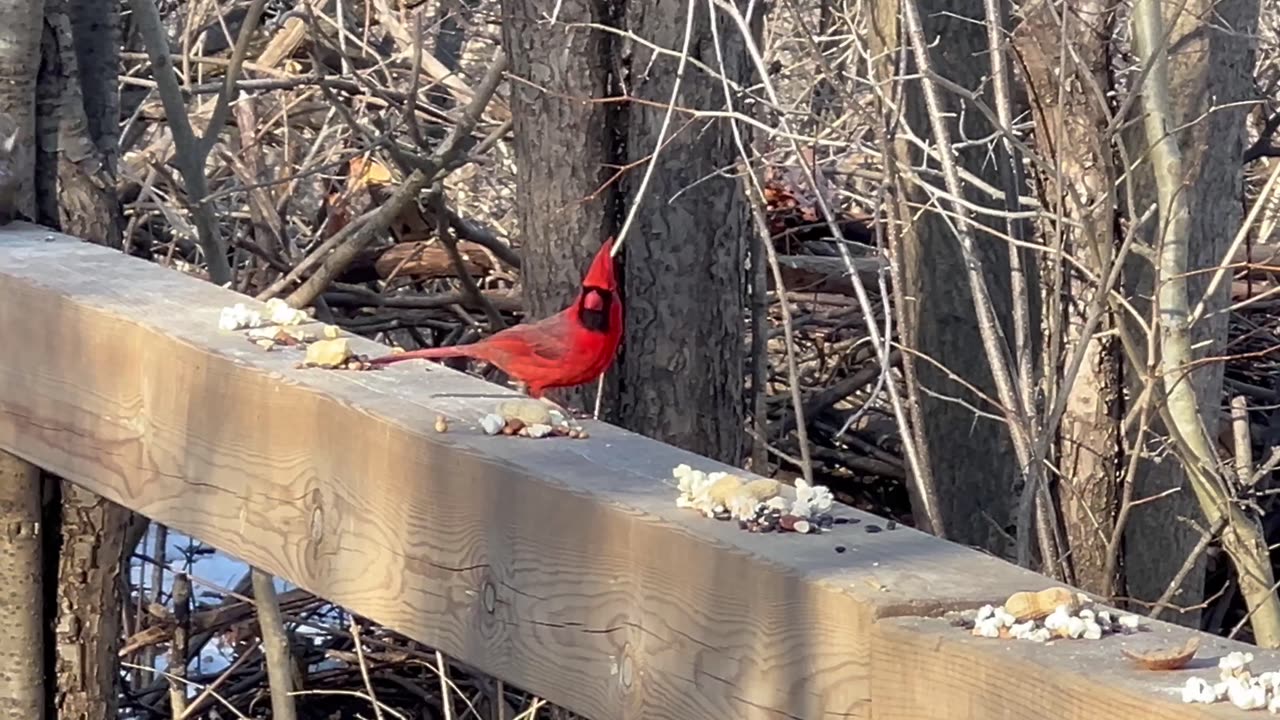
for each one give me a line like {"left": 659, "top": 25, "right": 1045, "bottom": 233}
{"left": 0, "top": 223, "right": 1270, "bottom": 719}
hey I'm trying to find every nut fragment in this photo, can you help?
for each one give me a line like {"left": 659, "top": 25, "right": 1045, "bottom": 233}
{"left": 304, "top": 338, "right": 353, "bottom": 368}
{"left": 742, "top": 478, "right": 781, "bottom": 502}
{"left": 497, "top": 399, "right": 553, "bottom": 426}
{"left": 434, "top": 415, "right": 448, "bottom": 433}
{"left": 524, "top": 423, "right": 553, "bottom": 439}
{"left": 1121, "top": 637, "right": 1200, "bottom": 671}
{"left": 1003, "top": 586, "right": 1080, "bottom": 621}
{"left": 705, "top": 474, "right": 746, "bottom": 505}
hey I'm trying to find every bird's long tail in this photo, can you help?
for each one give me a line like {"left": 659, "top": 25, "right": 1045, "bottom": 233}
{"left": 366, "top": 345, "right": 480, "bottom": 366}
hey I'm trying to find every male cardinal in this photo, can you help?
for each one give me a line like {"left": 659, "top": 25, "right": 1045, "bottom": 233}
{"left": 366, "top": 238, "right": 623, "bottom": 399}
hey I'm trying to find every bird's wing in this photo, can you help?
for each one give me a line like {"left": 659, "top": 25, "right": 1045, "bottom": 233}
{"left": 474, "top": 313, "right": 575, "bottom": 373}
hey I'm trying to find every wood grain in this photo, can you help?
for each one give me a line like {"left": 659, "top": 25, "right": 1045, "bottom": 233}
{"left": 871, "top": 616, "right": 1280, "bottom": 719}
{"left": 0, "top": 223, "right": 1249, "bottom": 719}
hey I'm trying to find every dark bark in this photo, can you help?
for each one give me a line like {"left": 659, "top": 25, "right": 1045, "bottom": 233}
{"left": 870, "top": 0, "right": 1030, "bottom": 554}
{"left": 34, "top": 1, "right": 134, "bottom": 715}
{"left": 35, "top": 0, "right": 122, "bottom": 248}
{"left": 1014, "top": 0, "right": 1124, "bottom": 596}
{"left": 48, "top": 483, "right": 129, "bottom": 720}
{"left": 498, "top": 0, "right": 624, "bottom": 412}
{"left": 616, "top": 0, "right": 753, "bottom": 464}
{"left": 1119, "top": 0, "right": 1259, "bottom": 624}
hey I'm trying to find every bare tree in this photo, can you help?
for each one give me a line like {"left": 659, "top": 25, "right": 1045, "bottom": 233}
{"left": 498, "top": 0, "right": 624, "bottom": 412}
{"left": 37, "top": 0, "right": 138, "bottom": 713}
{"left": 616, "top": 0, "right": 754, "bottom": 464}
{"left": 869, "top": 0, "right": 1029, "bottom": 555}
{"left": 0, "top": 454, "right": 44, "bottom": 719}
{"left": 1013, "top": 0, "right": 1124, "bottom": 595}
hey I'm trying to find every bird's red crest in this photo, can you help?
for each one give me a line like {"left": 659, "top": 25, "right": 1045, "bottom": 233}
{"left": 583, "top": 237, "right": 617, "bottom": 290}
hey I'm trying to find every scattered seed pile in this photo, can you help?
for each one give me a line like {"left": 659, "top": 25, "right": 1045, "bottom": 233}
{"left": 219, "top": 298, "right": 310, "bottom": 331}
{"left": 949, "top": 586, "right": 1142, "bottom": 643}
{"left": 1182, "top": 652, "right": 1280, "bottom": 712}
{"left": 475, "top": 399, "right": 588, "bottom": 439}
{"left": 672, "top": 464, "right": 840, "bottom": 534}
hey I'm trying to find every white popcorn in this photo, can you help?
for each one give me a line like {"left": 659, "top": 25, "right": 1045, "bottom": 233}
{"left": 1118, "top": 614, "right": 1141, "bottom": 631}
{"left": 1082, "top": 620, "right": 1103, "bottom": 641}
{"left": 993, "top": 607, "right": 1016, "bottom": 628}
{"left": 1261, "top": 672, "right": 1280, "bottom": 691}
{"left": 975, "top": 618, "right": 1002, "bottom": 638}
{"left": 1221, "top": 651, "right": 1256, "bottom": 679}
{"left": 1227, "top": 678, "right": 1268, "bottom": 711}
{"left": 218, "top": 303, "right": 262, "bottom": 331}
{"left": 975, "top": 605, "right": 995, "bottom": 623}
{"left": 1182, "top": 677, "right": 1218, "bottom": 704}
{"left": 264, "top": 297, "right": 308, "bottom": 325}
{"left": 1009, "top": 621, "right": 1036, "bottom": 639}
{"left": 1065, "top": 616, "right": 1086, "bottom": 639}
{"left": 1027, "top": 627, "right": 1052, "bottom": 643}
{"left": 1044, "top": 606, "right": 1072, "bottom": 632}
{"left": 794, "top": 477, "right": 834, "bottom": 513}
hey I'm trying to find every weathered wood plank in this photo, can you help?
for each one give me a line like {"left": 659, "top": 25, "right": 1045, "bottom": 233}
{"left": 871, "top": 616, "right": 1278, "bottom": 719}
{"left": 0, "top": 223, "right": 1260, "bottom": 719}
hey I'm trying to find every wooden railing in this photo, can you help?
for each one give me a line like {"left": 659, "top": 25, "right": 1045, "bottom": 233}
{"left": 0, "top": 223, "right": 1268, "bottom": 719}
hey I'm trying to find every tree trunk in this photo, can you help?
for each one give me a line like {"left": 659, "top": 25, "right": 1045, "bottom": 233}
{"left": 498, "top": 0, "right": 624, "bottom": 413}
{"left": 1119, "top": 0, "right": 1259, "bottom": 623}
{"left": 0, "top": 2, "right": 49, "bottom": 717}
{"left": 615, "top": 0, "right": 752, "bottom": 464}
{"left": 1014, "top": 0, "right": 1124, "bottom": 596}
{"left": 49, "top": 485, "right": 129, "bottom": 720}
{"left": 36, "top": 0, "right": 134, "bottom": 713}
{"left": 0, "top": 453, "right": 45, "bottom": 720}
{"left": 869, "top": 0, "right": 1029, "bottom": 554}
{"left": 36, "top": 0, "right": 122, "bottom": 248}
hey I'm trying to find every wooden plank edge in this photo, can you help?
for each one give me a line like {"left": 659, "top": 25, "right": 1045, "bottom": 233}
{"left": 871, "top": 614, "right": 1278, "bottom": 719}
{"left": 0, "top": 224, "right": 1196, "bottom": 719}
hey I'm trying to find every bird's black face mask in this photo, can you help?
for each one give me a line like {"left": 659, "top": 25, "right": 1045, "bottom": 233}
{"left": 578, "top": 287, "right": 614, "bottom": 333}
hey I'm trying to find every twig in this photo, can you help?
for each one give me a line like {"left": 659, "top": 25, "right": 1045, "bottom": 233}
{"left": 429, "top": 186, "right": 506, "bottom": 331}
{"left": 280, "top": 48, "right": 509, "bottom": 308}
{"left": 168, "top": 572, "right": 192, "bottom": 718}
{"left": 1233, "top": 395, "right": 1254, "bottom": 486}
{"left": 710, "top": 0, "right": 944, "bottom": 535}
{"left": 250, "top": 568, "right": 298, "bottom": 720}
{"left": 126, "top": 0, "right": 271, "bottom": 285}
{"left": 435, "top": 650, "right": 454, "bottom": 720}
{"left": 1244, "top": 110, "right": 1280, "bottom": 163}
{"left": 350, "top": 618, "right": 385, "bottom": 720}
{"left": 1132, "top": 0, "right": 1280, "bottom": 646}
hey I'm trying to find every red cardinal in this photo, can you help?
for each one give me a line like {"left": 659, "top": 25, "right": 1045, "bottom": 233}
{"left": 366, "top": 237, "right": 623, "bottom": 398}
